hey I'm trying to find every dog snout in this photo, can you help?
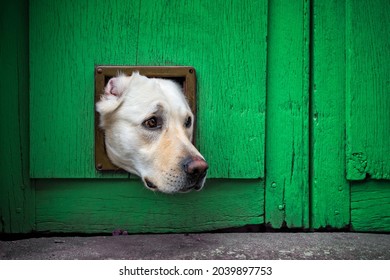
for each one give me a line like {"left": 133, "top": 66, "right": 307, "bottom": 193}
{"left": 179, "top": 156, "right": 208, "bottom": 192}
{"left": 183, "top": 156, "right": 208, "bottom": 179}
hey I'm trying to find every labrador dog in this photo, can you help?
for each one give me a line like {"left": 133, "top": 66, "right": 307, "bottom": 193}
{"left": 96, "top": 72, "right": 208, "bottom": 193}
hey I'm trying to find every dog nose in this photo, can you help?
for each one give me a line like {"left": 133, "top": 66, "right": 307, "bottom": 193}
{"left": 183, "top": 156, "right": 208, "bottom": 178}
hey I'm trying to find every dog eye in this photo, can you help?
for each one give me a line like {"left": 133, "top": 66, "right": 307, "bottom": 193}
{"left": 143, "top": 117, "right": 162, "bottom": 130}
{"left": 185, "top": 116, "right": 192, "bottom": 128}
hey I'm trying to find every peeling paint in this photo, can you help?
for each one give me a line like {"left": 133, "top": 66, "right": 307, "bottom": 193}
{"left": 347, "top": 152, "right": 368, "bottom": 180}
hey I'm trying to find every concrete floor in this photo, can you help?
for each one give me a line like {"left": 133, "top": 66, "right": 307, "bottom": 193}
{"left": 1, "top": 232, "right": 389, "bottom": 260}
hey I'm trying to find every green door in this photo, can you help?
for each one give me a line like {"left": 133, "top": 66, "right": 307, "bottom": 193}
{"left": 28, "top": 0, "right": 312, "bottom": 233}
{"left": 1, "top": 0, "right": 389, "bottom": 234}
{"left": 29, "top": 0, "right": 271, "bottom": 233}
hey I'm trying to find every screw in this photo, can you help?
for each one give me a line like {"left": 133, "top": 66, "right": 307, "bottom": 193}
{"left": 97, "top": 163, "right": 103, "bottom": 170}
{"left": 97, "top": 68, "right": 103, "bottom": 74}
{"left": 278, "top": 204, "right": 285, "bottom": 210}
{"left": 189, "top": 68, "right": 194, "bottom": 74}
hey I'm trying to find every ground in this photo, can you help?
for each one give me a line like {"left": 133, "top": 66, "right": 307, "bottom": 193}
{"left": 1, "top": 232, "right": 389, "bottom": 260}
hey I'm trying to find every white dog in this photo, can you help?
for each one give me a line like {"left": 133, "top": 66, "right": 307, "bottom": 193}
{"left": 96, "top": 72, "right": 208, "bottom": 193}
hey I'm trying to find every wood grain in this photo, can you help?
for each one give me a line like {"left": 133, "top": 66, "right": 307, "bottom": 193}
{"left": 0, "top": 0, "right": 35, "bottom": 233}
{"left": 346, "top": 0, "right": 390, "bottom": 180}
{"left": 265, "top": 0, "right": 310, "bottom": 229}
{"left": 351, "top": 180, "right": 390, "bottom": 232}
{"left": 30, "top": 0, "right": 140, "bottom": 178}
{"left": 36, "top": 179, "right": 264, "bottom": 233}
{"left": 311, "top": 0, "right": 350, "bottom": 229}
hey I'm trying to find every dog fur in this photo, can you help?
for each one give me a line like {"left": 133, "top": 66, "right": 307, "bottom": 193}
{"left": 96, "top": 72, "right": 208, "bottom": 193}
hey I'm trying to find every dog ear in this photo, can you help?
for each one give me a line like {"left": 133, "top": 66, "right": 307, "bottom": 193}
{"left": 95, "top": 76, "right": 126, "bottom": 119}
{"left": 96, "top": 72, "right": 142, "bottom": 118}
{"left": 104, "top": 77, "right": 122, "bottom": 97}
{"left": 102, "top": 72, "right": 141, "bottom": 98}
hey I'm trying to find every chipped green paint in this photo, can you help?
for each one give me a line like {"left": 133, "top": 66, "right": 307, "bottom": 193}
{"left": 347, "top": 153, "right": 368, "bottom": 181}
{"left": 265, "top": 0, "right": 310, "bottom": 229}
{"left": 311, "top": 0, "right": 350, "bottom": 229}
{"left": 346, "top": 0, "right": 390, "bottom": 180}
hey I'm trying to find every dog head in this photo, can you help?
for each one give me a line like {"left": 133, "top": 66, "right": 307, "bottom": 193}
{"left": 96, "top": 72, "right": 208, "bottom": 193}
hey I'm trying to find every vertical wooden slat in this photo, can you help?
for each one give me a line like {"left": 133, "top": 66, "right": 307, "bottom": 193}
{"left": 265, "top": 0, "right": 310, "bottom": 228}
{"left": 311, "top": 0, "right": 350, "bottom": 229}
{"left": 346, "top": 0, "right": 390, "bottom": 233}
{"left": 0, "top": 0, "right": 35, "bottom": 233}
{"left": 30, "top": 0, "right": 140, "bottom": 178}
{"left": 346, "top": 0, "right": 390, "bottom": 180}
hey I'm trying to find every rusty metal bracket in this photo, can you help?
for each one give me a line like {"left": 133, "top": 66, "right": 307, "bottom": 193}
{"left": 94, "top": 66, "right": 197, "bottom": 171}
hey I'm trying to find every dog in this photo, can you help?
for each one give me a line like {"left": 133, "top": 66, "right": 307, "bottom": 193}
{"left": 96, "top": 72, "right": 208, "bottom": 193}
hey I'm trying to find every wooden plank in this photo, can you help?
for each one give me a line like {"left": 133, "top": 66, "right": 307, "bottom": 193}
{"left": 30, "top": 0, "right": 140, "bottom": 178}
{"left": 265, "top": 0, "right": 310, "bottom": 228}
{"left": 0, "top": 0, "right": 35, "bottom": 233}
{"left": 311, "top": 0, "right": 350, "bottom": 229}
{"left": 351, "top": 180, "right": 390, "bottom": 232}
{"left": 133, "top": 0, "right": 268, "bottom": 178}
{"left": 35, "top": 179, "right": 264, "bottom": 233}
{"left": 346, "top": 0, "right": 390, "bottom": 180}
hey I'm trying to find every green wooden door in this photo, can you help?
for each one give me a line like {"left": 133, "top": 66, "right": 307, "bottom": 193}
{"left": 29, "top": 0, "right": 270, "bottom": 233}
{"left": 29, "top": 0, "right": 311, "bottom": 233}
{"left": 1, "top": 0, "right": 389, "bottom": 234}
